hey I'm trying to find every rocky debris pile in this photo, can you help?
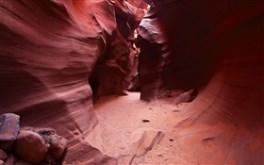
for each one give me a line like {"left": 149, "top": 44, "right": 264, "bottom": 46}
{"left": 0, "top": 113, "right": 68, "bottom": 165}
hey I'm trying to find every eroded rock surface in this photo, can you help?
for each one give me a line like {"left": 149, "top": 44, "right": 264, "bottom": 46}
{"left": 89, "top": 0, "right": 146, "bottom": 99}
{"left": 0, "top": 0, "right": 146, "bottom": 164}
{"left": 137, "top": 0, "right": 263, "bottom": 164}
{"left": 1, "top": 0, "right": 263, "bottom": 164}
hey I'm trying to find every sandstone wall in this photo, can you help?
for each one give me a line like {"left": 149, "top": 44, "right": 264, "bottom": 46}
{"left": 137, "top": 1, "right": 263, "bottom": 163}
{"left": 0, "top": 0, "right": 145, "bottom": 163}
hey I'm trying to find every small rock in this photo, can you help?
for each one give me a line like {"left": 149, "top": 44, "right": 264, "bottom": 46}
{"left": 49, "top": 134, "right": 68, "bottom": 160}
{"left": 15, "top": 130, "right": 49, "bottom": 164}
{"left": 142, "top": 119, "right": 150, "bottom": 123}
{"left": 0, "top": 113, "right": 20, "bottom": 149}
{"left": 0, "top": 149, "right": 7, "bottom": 160}
{"left": 169, "top": 138, "right": 174, "bottom": 142}
{"left": 0, "top": 160, "right": 4, "bottom": 165}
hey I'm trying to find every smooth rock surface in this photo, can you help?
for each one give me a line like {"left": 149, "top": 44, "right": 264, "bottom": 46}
{"left": 0, "top": 0, "right": 145, "bottom": 164}
{"left": 1, "top": 0, "right": 263, "bottom": 164}
{"left": 136, "top": 0, "right": 264, "bottom": 164}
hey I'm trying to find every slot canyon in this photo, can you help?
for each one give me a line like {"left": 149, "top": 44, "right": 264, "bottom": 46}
{"left": 0, "top": 0, "right": 263, "bottom": 164}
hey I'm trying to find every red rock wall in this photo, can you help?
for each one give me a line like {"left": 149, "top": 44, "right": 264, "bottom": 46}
{"left": 137, "top": 0, "right": 263, "bottom": 163}
{"left": 1, "top": 0, "right": 263, "bottom": 164}
{"left": 89, "top": 0, "right": 146, "bottom": 99}
{"left": 138, "top": 0, "right": 264, "bottom": 99}
{"left": 0, "top": 0, "right": 145, "bottom": 163}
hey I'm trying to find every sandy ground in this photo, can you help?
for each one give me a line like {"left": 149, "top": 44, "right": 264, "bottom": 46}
{"left": 86, "top": 92, "right": 194, "bottom": 164}
{"left": 85, "top": 91, "right": 263, "bottom": 165}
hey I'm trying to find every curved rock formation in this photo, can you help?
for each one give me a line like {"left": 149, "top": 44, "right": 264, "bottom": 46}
{"left": 1, "top": 0, "right": 263, "bottom": 164}
{"left": 89, "top": 0, "right": 146, "bottom": 99}
{"left": 137, "top": 0, "right": 263, "bottom": 164}
{"left": 0, "top": 0, "right": 145, "bottom": 164}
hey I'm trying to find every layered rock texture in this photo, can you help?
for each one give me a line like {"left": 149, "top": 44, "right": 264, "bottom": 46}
{"left": 0, "top": 0, "right": 263, "bottom": 164}
{"left": 138, "top": 0, "right": 263, "bottom": 100}
{"left": 89, "top": 0, "right": 146, "bottom": 99}
{"left": 136, "top": 0, "right": 263, "bottom": 164}
{"left": 0, "top": 0, "right": 146, "bottom": 164}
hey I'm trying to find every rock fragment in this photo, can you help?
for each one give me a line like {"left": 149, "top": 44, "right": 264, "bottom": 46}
{"left": 0, "top": 113, "right": 20, "bottom": 149}
{"left": 49, "top": 134, "right": 68, "bottom": 161}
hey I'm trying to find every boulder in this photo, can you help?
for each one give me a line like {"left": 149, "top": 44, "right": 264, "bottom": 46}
{"left": 0, "top": 113, "right": 20, "bottom": 150}
{"left": 49, "top": 134, "right": 68, "bottom": 161}
{"left": 15, "top": 130, "right": 49, "bottom": 164}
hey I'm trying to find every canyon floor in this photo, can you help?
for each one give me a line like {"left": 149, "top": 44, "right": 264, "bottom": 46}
{"left": 86, "top": 92, "right": 208, "bottom": 165}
